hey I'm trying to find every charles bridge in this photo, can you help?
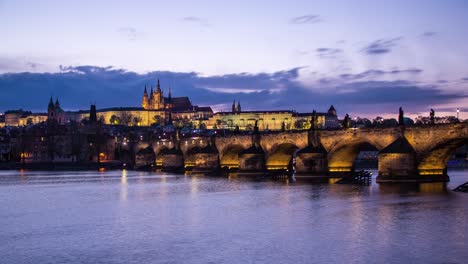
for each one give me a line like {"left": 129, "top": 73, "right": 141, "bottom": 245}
{"left": 130, "top": 122, "right": 468, "bottom": 183}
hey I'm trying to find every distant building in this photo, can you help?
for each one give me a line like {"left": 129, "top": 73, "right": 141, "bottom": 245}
{"left": 205, "top": 104, "right": 339, "bottom": 131}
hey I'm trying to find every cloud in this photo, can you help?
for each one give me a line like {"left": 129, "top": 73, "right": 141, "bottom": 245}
{"left": 182, "top": 16, "right": 211, "bottom": 27}
{"left": 0, "top": 65, "right": 463, "bottom": 116}
{"left": 290, "top": 15, "right": 321, "bottom": 24}
{"left": 422, "top": 31, "right": 437, "bottom": 37}
{"left": 118, "top": 27, "right": 139, "bottom": 41}
{"left": 462, "top": 77, "right": 468, "bottom": 82}
{"left": 316, "top": 48, "right": 343, "bottom": 59}
{"left": 362, "top": 37, "right": 402, "bottom": 55}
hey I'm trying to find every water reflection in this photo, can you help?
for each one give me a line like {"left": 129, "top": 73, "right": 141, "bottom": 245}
{"left": 0, "top": 170, "right": 467, "bottom": 264}
{"left": 378, "top": 182, "right": 448, "bottom": 194}
{"left": 120, "top": 169, "right": 128, "bottom": 202}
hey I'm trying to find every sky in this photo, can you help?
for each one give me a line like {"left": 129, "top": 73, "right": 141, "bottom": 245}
{"left": 0, "top": 0, "right": 467, "bottom": 119}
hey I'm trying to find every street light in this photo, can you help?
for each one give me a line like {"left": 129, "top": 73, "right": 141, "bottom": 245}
{"left": 457, "top": 108, "right": 460, "bottom": 119}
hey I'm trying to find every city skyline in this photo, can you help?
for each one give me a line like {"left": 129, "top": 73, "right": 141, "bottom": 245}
{"left": 1, "top": 0, "right": 467, "bottom": 118}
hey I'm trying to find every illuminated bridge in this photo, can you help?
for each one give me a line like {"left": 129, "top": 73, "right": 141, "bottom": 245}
{"left": 133, "top": 123, "right": 467, "bottom": 183}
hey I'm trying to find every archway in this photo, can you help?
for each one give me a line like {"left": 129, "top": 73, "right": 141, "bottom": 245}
{"left": 328, "top": 141, "right": 380, "bottom": 173}
{"left": 266, "top": 143, "right": 300, "bottom": 170}
{"left": 155, "top": 146, "right": 169, "bottom": 167}
{"left": 418, "top": 138, "right": 468, "bottom": 176}
{"left": 183, "top": 146, "right": 202, "bottom": 168}
{"left": 220, "top": 144, "right": 246, "bottom": 169}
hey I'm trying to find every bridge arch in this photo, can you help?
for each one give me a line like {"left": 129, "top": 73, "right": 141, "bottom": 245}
{"left": 327, "top": 140, "right": 381, "bottom": 172}
{"left": 155, "top": 145, "right": 169, "bottom": 167}
{"left": 183, "top": 146, "right": 202, "bottom": 168}
{"left": 266, "top": 143, "right": 300, "bottom": 170}
{"left": 417, "top": 137, "right": 468, "bottom": 175}
{"left": 220, "top": 144, "right": 246, "bottom": 169}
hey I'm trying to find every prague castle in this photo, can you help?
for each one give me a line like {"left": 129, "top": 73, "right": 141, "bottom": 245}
{"left": 0, "top": 79, "right": 339, "bottom": 130}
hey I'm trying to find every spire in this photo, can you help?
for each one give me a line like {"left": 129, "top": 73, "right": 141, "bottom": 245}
{"left": 157, "top": 79, "right": 161, "bottom": 92}
{"left": 232, "top": 100, "right": 236, "bottom": 113}
{"left": 55, "top": 98, "right": 60, "bottom": 108}
{"left": 237, "top": 101, "right": 241, "bottom": 113}
{"left": 144, "top": 85, "right": 148, "bottom": 95}
{"left": 168, "top": 86, "right": 172, "bottom": 100}
{"left": 48, "top": 96, "right": 54, "bottom": 108}
{"left": 328, "top": 105, "right": 337, "bottom": 116}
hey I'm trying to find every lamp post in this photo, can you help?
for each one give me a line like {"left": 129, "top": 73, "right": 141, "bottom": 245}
{"left": 457, "top": 108, "right": 460, "bottom": 120}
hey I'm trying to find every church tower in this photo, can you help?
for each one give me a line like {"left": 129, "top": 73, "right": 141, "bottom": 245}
{"left": 47, "top": 97, "right": 55, "bottom": 119}
{"left": 151, "top": 79, "right": 165, "bottom": 110}
{"left": 142, "top": 85, "right": 149, "bottom": 109}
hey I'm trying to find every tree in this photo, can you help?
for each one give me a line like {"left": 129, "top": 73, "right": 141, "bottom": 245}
{"left": 153, "top": 115, "right": 162, "bottom": 125}
{"left": 121, "top": 112, "right": 133, "bottom": 126}
{"left": 110, "top": 115, "right": 121, "bottom": 125}
{"left": 132, "top": 116, "right": 142, "bottom": 126}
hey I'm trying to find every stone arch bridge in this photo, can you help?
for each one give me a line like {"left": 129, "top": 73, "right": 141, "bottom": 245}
{"left": 135, "top": 123, "right": 467, "bottom": 182}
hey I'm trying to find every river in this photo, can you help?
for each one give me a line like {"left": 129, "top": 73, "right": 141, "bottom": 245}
{"left": 0, "top": 170, "right": 467, "bottom": 264}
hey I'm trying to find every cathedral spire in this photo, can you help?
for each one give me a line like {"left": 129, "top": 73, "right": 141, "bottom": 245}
{"left": 232, "top": 100, "right": 236, "bottom": 113}
{"left": 157, "top": 79, "right": 161, "bottom": 92}
{"left": 168, "top": 86, "right": 172, "bottom": 100}
{"left": 237, "top": 101, "right": 241, "bottom": 113}
{"left": 144, "top": 85, "right": 148, "bottom": 95}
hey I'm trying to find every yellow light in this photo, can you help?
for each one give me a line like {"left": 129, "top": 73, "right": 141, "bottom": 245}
{"left": 329, "top": 168, "right": 352, "bottom": 172}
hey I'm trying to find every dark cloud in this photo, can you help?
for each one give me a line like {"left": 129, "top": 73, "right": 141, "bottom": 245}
{"left": 362, "top": 38, "right": 402, "bottom": 55}
{"left": 422, "top": 31, "right": 437, "bottom": 37}
{"left": 339, "top": 68, "right": 423, "bottom": 80}
{"left": 316, "top": 48, "right": 342, "bottom": 59}
{"left": 118, "top": 27, "right": 138, "bottom": 41}
{"left": 462, "top": 77, "right": 468, "bottom": 82}
{"left": 0, "top": 66, "right": 462, "bottom": 116}
{"left": 290, "top": 15, "right": 321, "bottom": 24}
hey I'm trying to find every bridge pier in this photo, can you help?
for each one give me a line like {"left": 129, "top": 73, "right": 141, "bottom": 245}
{"left": 238, "top": 145, "right": 266, "bottom": 172}
{"left": 295, "top": 145, "right": 328, "bottom": 175}
{"left": 192, "top": 144, "right": 219, "bottom": 172}
{"left": 162, "top": 148, "right": 184, "bottom": 172}
{"left": 376, "top": 137, "right": 449, "bottom": 183}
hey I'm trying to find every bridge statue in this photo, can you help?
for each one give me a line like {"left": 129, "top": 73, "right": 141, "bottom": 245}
{"left": 430, "top": 109, "right": 435, "bottom": 125}
{"left": 398, "top": 107, "right": 404, "bottom": 126}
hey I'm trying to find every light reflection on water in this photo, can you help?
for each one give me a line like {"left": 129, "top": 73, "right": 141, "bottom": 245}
{"left": 0, "top": 169, "right": 467, "bottom": 264}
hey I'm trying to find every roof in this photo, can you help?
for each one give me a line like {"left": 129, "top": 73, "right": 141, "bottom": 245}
{"left": 216, "top": 110, "right": 294, "bottom": 115}
{"left": 194, "top": 106, "right": 213, "bottom": 112}
{"left": 379, "top": 137, "right": 415, "bottom": 154}
{"left": 97, "top": 107, "right": 145, "bottom": 112}
{"left": 166, "top": 97, "right": 193, "bottom": 111}
{"left": 294, "top": 112, "right": 328, "bottom": 117}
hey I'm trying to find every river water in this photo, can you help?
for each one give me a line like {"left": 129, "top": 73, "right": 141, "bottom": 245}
{"left": 0, "top": 170, "right": 467, "bottom": 264}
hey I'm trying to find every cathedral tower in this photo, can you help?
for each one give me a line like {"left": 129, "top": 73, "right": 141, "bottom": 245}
{"left": 142, "top": 85, "right": 149, "bottom": 109}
